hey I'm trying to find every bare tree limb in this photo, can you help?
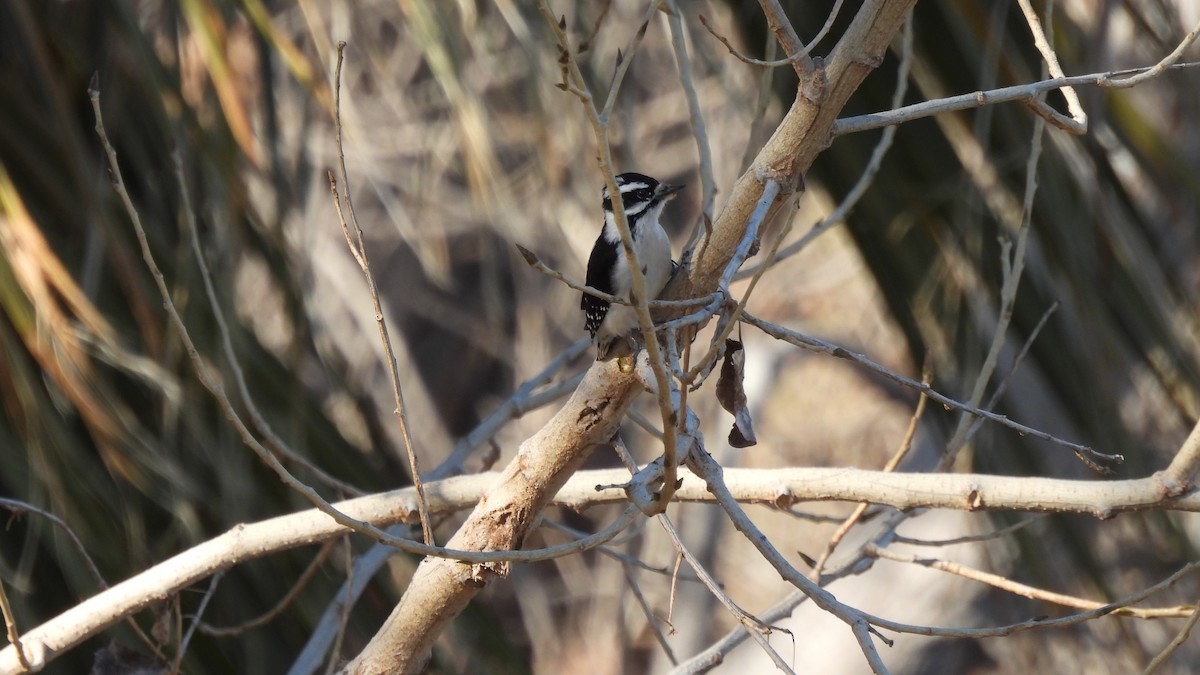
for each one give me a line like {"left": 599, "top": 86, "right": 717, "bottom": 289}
{"left": 8, "top": 456, "right": 1200, "bottom": 672}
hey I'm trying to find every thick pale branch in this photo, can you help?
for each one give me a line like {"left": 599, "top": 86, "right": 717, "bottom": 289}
{"left": 677, "top": 0, "right": 917, "bottom": 300}
{"left": 1162, "top": 418, "right": 1200, "bottom": 489}
{"left": 340, "top": 362, "right": 642, "bottom": 673}
{"left": 10, "top": 462, "right": 1198, "bottom": 672}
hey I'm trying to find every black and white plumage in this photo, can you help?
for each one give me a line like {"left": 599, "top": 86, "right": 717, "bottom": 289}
{"left": 582, "top": 172, "right": 682, "bottom": 360}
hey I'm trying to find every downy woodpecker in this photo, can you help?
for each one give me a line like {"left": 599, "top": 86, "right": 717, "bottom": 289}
{"left": 582, "top": 173, "right": 682, "bottom": 360}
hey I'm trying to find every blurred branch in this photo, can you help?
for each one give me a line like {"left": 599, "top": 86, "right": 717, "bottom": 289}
{"left": 428, "top": 337, "right": 591, "bottom": 479}
{"left": 940, "top": 45, "right": 1048, "bottom": 469}
{"left": 621, "top": 565, "right": 677, "bottom": 665}
{"left": 174, "top": 571, "right": 223, "bottom": 671}
{"left": 327, "top": 541, "right": 353, "bottom": 675}
{"left": 951, "top": 302, "right": 1060, "bottom": 463}
{"left": 179, "top": 0, "right": 261, "bottom": 164}
{"left": 891, "top": 514, "right": 1047, "bottom": 547}
{"left": 665, "top": 2, "right": 715, "bottom": 221}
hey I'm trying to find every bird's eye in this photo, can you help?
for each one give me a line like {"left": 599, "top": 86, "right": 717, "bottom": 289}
{"left": 638, "top": 189, "right": 651, "bottom": 200}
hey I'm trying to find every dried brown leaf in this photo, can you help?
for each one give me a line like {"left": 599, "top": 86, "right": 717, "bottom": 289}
{"left": 715, "top": 339, "right": 757, "bottom": 448}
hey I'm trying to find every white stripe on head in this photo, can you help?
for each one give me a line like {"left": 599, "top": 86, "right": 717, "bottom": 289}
{"left": 603, "top": 180, "right": 651, "bottom": 201}
{"left": 623, "top": 199, "right": 650, "bottom": 216}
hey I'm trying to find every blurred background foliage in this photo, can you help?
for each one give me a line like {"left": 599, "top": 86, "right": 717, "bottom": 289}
{"left": 0, "top": 0, "right": 1198, "bottom": 673}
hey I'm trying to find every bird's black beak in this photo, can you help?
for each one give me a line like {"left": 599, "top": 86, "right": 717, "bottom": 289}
{"left": 657, "top": 183, "right": 684, "bottom": 199}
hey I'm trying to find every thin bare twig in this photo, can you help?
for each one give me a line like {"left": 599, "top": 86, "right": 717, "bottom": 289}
{"left": 173, "top": 151, "right": 363, "bottom": 497}
{"left": 742, "top": 11, "right": 914, "bottom": 278}
{"left": 515, "top": 245, "right": 716, "bottom": 310}
{"left": 656, "top": 514, "right": 791, "bottom": 673}
{"left": 199, "top": 541, "right": 337, "bottom": 636}
{"left": 831, "top": 61, "right": 1200, "bottom": 137}
{"left": 756, "top": 0, "right": 814, "bottom": 76}
{"left": 540, "top": 1, "right": 681, "bottom": 514}
{"left": 954, "top": 302, "right": 1060, "bottom": 456}
{"left": 0, "top": 578, "right": 29, "bottom": 671}
{"left": 600, "top": 1, "right": 662, "bottom": 118}
{"left": 669, "top": 590, "right": 809, "bottom": 674}
{"left": 810, "top": 368, "right": 930, "bottom": 579}
{"left": 0, "top": 499, "right": 105, "bottom": 592}
{"left": 330, "top": 41, "right": 433, "bottom": 545}
{"left": 1015, "top": 0, "right": 1086, "bottom": 133}
{"left": 697, "top": 14, "right": 785, "bottom": 68}
{"left": 1142, "top": 598, "right": 1200, "bottom": 674}
{"left": 622, "top": 566, "right": 678, "bottom": 664}
{"left": 698, "top": 0, "right": 842, "bottom": 70}
{"left": 0, "top": 498, "right": 162, "bottom": 659}
{"left": 939, "top": 71, "right": 1048, "bottom": 471}
{"left": 541, "top": 518, "right": 700, "bottom": 581}
{"left": 861, "top": 561, "right": 1200, "bottom": 639}
{"left": 685, "top": 447, "right": 892, "bottom": 673}
{"left": 891, "top": 514, "right": 1046, "bottom": 547}
{"left": 325, "top": 538, "right": 354, "bottom": 675}
{"left": 742, "top": 312, "right": 1123, "bottom": 466}
{"left": 866, "top": 545, "right": 1193, "bottom": 619}
{"left": 92, "top": 74, "right": 639, "bottom": 567}
{"left": 174, "top": 571, "right": 223, "bottom": 671}
{"left": 1104, "top": 17, "right": 1200, "bottom": 89}
{"left": 684, "top": 179, "right": 782, "bottom": 384}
